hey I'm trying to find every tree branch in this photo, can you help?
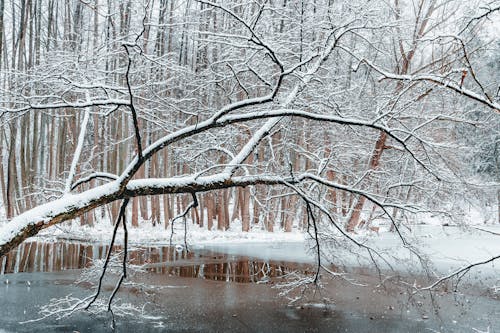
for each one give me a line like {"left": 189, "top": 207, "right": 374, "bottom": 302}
{"left": 421, "top": 254, "right": 500, "bottom": 291}
{"left": 356, "top": 56, "right": 500, "bottom": 112}
{"left": 123, "top": 45, "right": 143, "bottom": 161}
{"left": 86, "top": 198, "right": 129, "bottom": 309}
{"left": 71, "top": 172, "right": 119, "bottom": 191}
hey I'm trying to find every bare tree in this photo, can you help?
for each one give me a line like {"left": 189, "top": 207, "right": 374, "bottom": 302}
{"left": 0, "top": 0, "right": 499, "bottom": 310}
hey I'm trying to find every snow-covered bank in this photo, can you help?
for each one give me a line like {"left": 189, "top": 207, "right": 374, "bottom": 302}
{"left": 36, "top": 218, "right": 306, "bottom": 246}
{"left": 195, "top": 225, "right": 500, "bottom": 287}
{"left": 359, "top": 225, "right": 500, "bottom": 288}
{"left": 372, "top": 225, "right": 500, "bottom": 271}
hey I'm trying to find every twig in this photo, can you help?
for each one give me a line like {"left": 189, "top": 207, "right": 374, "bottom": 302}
{"left": 305, "top": 201, "right": 322, "bottom": 283}
{"left": 107, "top": 198, "right": 129, "bottom": 311}
{"left": 472, "top": 226, "right": 500, "bottom": 236}
{"left": 169, "top": 193, "right": 199, "bottom": 251}
{"left": 460, "top": 4, "right": 500, "bottom": 34}
{"left": 71, "top": 172, "right": 119, "bottom": 191}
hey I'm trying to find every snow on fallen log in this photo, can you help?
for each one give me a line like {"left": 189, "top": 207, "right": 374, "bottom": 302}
{"left": 0, "top": 175, "right": 288, "bottom": 258}
{"left": 0, "top": 182, "right": 121, "bottom": 257}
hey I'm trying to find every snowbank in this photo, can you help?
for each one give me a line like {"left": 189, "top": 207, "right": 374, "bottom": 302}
{"left": 36, "top": 217, "right": 305, "bottom": 246}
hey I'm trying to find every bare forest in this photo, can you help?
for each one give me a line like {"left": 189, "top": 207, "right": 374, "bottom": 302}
{"left": 0, "top": 0, "right": 499, "bottom": 330}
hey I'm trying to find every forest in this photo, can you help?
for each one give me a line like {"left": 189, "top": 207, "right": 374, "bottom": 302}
{"left": 0, "top": 0, "right": 499, "bottom": 331}
{"left": 0, "top": 0, "right": 498, "bottom": 241}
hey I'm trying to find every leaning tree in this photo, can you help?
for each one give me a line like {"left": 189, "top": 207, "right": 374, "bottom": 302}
{"left": 0, "top": 0, "right": 499, "bottom": 310}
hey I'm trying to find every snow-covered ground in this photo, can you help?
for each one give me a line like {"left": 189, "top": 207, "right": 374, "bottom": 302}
{"left": 373, "top": 224, "right": 500, "bottom": 271}
{"left": 38, "top": 218, "right": 306, "bottom": 246}
{"left": 359, "top": 225, "right": 500, "bottom": 287}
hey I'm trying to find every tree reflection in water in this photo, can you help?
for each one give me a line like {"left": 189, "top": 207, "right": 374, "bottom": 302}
{"left": 1, "top": 241, "right": 316, "bottom": 283}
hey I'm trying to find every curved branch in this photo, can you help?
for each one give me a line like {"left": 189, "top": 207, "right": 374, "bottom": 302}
{"left": 116, "top": 23, "right": 346, "bottom": 188}
{"left": 0, "top": 97, "right": 446, "bottom": 259}
{"left": 169, "top": 193, "right": 198, "bottom": 251}
{"left": 460, "top": 4, "right": 500, "bottom": 34}
{"left": 0, "top": 95, "right": 441, "bottom": 262}
{"left": 71, "top": 172, "right": 119, "bottom": 191}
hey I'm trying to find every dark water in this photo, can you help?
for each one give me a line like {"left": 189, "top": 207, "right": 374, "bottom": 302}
{"left": 0, "top": 241, "right": 498, "bottom": 332}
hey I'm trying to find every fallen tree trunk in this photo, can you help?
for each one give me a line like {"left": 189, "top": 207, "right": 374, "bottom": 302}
{"left": 0, "top": 175, "right": 291, "bottom": 258}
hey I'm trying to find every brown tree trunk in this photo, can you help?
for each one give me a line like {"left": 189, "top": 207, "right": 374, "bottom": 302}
{"left": 6, "top": 124, "right": 17, "bottom": 218}
{"left": 151, "top": 155, "right": 161, "bottom": 226}
{"left": 0, "top": 0, "right": 4, "bottom": 69}
{"left": 231, "top": 188, "right": 241, "bottom": 222}
{"left": 346, "top": 132, "right": 387, "bottom": 232}
{"left": 206, "top": 193, "right": 214, "bottom": 231}
{"left": 223, "top": 190, "right": 230, "bottom": 230}
{"left": 241, "top": 188, "right": 250, "bottom": 232}
{"left": 0, "top": 134, "right": 6, "bottom": 215}
{"left": 216, "top": 192, "right": 224, "bottom": 230}
{"left": 131, "top": 197, "right": 139, "bottom": 227}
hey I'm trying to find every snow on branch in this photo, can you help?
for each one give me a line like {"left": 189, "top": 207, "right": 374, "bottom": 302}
{"left": 0, "top": 99, "right": 130, "bottom": 113}
{"left": 420, "top": 253, "right": 500, "bottom": 291}
{"left": 358, "top": 57, "right": 500, "bottom": 112}
{"left": 0, "top": 167, "right": 421, "bottom": 259}
{"left": 71, "top": 172, "right": 119, "bottom": 191}
{"left": 460, "top": 3, "right": 500, "bottom": 34}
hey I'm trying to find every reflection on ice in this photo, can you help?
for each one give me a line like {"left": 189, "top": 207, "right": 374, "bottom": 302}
{"left": 1, "top": 241, "right": 316, "bottom": 283}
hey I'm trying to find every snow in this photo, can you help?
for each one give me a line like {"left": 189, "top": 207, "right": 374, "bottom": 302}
{"left": 37, "top": 217, "right": 306, "bottom": 248}
{"left": 367, "top": 225, "right": 500, "bottom": 272}
{"left": 0, "top": 182, "right": 120, "bottom": 246}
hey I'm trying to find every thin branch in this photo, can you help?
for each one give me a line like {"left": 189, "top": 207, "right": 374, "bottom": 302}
{"left": 0, "top": 99, "right": 130, "bottom": 113}
{"left": 197, "top": 0, "right": 284, "bottom": 70}
{"left": 472, "top": 226, "right": 500, "bottom": 236}
{"left": 460, "top": 4, "right": 500, "bottom": 34}
{"left": 355, "top": 56, "right": 500, "bottom": 112}
{"left": 86, "top": 198, "right": 129, "bottom": 309}
{"left": 421, "top": 254, "right": 500, "bottom": 291}
{"left": 305, "top": 201, "right": 322, "bottom": 283}
{"left": 71, "top": 172, "right": 119, "bottom": 191}
{"left": 169, "top": 193, "right": 198, "bottom": 251}
{"left": 108, "top": 198, "right": 129, "bottom": 311}
{"left": 123, "top": 45, "right": 143, "bottom": 160}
